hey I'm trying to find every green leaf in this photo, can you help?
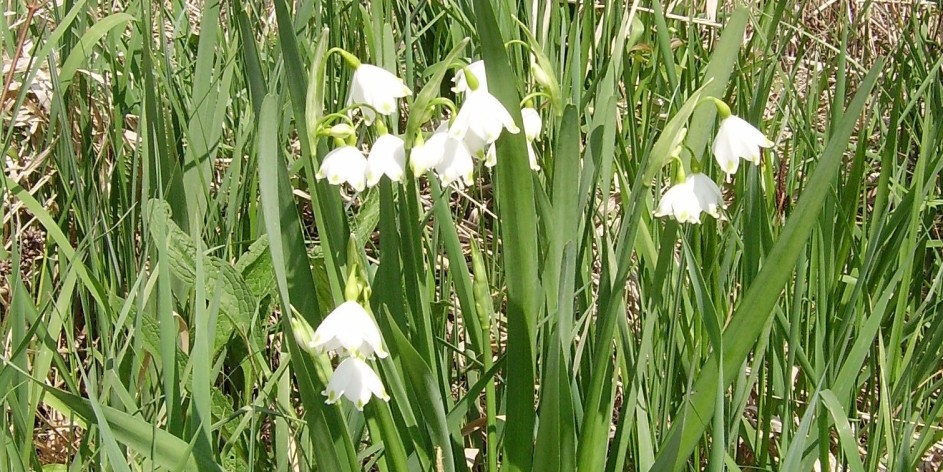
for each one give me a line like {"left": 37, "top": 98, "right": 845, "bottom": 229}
{"left": 58, "top": 13, "right": 135, "bottom": 91}
{"left": 42, "top": 387, "right": 220, "bottom": 471}
{"left": 144, "top": 199, "right": 257, "bottom": 352}
{"left": 236, "top": 235, "right": 276, "bottom": 300}
{"left": 650, "top": 60, "right": 884, "bottom": 472}
{"left": 256, "top": 93, "right": 357, "bottom": 472}
{"left": 473, "top": 1, "right": 542, "bottom": 470}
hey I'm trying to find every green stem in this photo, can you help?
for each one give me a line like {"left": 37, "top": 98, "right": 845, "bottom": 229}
{"left": 327, "top": 47, "right": 362, "bottom": 69}
{"left": 520, "top": 91, "right": 552, "bottom": 107}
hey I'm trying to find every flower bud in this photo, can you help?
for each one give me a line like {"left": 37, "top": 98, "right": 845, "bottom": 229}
{"left": 530, "top": 57, "right": 553, "bottom": 91}
{"left": 291, "top": 316, "right": 317, "bottom": 353}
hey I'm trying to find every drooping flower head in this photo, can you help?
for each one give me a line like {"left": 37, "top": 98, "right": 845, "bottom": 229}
{"left": 316, "top": 146, "right": 368, "bottom": 192}
{"left": 449, "top": 89, "right": 520, "bottom": 144}
{"left": 654, "top": 173, "right": 725, "bottom": 224}
{"left": 310, "top": 301, "right": 389, "bottom": 359}
{"left": 434, "top": 136, "right": 475, "bottom": 188}
{"left": 712, "top": 115, "right": 773, "bottom": 176}
{"left": 322, "top": 357, "right": 390, "bottom": 410}
{"left": 410, "top": 125, "right": 449, "bottom": 177}
{"left": 366, "top": 134, "right": 406, "bottom": 187}
{"left": 521, "top": 107, "right": 543, "bottom": 142}
{"left": 347, "top": 64, "right": 412, "bottom": 125}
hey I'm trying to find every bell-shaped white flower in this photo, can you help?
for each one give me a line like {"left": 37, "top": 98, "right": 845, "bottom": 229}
{"left": 310, "top": 301, "right": 389, "bottom": 359}
{"left": 686, "top": 173, "right": 724, "bottom": 218}
{"left": 711, "top": 115, "right": 773, "bottom": 176}
{"left": 449, "top": 89, "right": 520, "bottom": 144}
{"left": 410, "top": 125, "right": 449, "bottom": 176}
{"left": 347, "top": 64, "right": 412, "bottom": 125}
{"left": 365, "top": 134, "right": 406, "bottom": 187}
{"left": 521, "top": 107, "right": 542, "bottom": 142}
{"left": 322, "top": 357, "right": 390, "bottom": 410}
{"left": 434, "top": 136, "right": 475, "bottom": 188}
{"left": 654, "top": 173, "right": 725, "bottom": 224}
{"left": 451, "top": 60, "right": 488, "bottom": 95}
{"left": 316, "top": 146, "right": 368, "bottom": 192}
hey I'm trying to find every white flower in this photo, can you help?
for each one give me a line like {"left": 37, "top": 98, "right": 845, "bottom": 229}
{"left": 449, "top": 89, "right": 520, "bottom": 144}
{"left": 322, "top": 357, "right": 390, "bottom": 410}
{"left": 521, "top": 107, "right": 542, "bottom": 142}
{"left": 410, "top": 125, "right": 449, "bottom": 176}
{"left": 461, "top": 127, "right": 490, "bottom": 157}
{"left": 365, "top": 134, "right": 406, "bottom": 187}
{"left": 451, "top": 60, "right": 487, "bottom": 95}
{"left": 711, "top": 115, "right": 773, "bottom": 176}
{"left": 686, "top": 173, "right": 724, "bottom": 218}
{"left": 482, "top": 107, "right": 541, "bottom": 170}
{"left": 654, "top": 173, "right": 725, "bottom": 223}
{"left": 310, "top": 301, "right": 389, "bottom": 359}
{"left": 316, "top": 146, "right": 368, "bottom": 192}
{"left": 434, "top": 135, "right": 475, "bottom": 188}
{"left": 347, "top": 64, "right": 412, "bottom": 125}
{"left": 484, "top": 141, "right": 540, "bottom": 171}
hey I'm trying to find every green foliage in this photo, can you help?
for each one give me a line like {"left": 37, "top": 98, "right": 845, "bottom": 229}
{"left": 1, "top": 0, "right": 941, "bottom": 471}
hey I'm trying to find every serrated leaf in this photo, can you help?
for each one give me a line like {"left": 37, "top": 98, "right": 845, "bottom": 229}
{"left": 145, "top": 199, "right": 258, "bottom": 352}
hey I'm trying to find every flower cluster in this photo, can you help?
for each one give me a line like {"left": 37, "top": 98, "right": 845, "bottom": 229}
{"left": 315, "top": 53, "right": 546, "bottom": 193}
{"left": 654, "top": 104, "right": 773, "bottom": 224}
{"left": 293, "top": 289, "right": 390, "bottom": 410}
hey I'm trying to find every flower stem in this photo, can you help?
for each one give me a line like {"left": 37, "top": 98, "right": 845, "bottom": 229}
{"left": 327, "top": 47, "right": 362, "bottom": 69}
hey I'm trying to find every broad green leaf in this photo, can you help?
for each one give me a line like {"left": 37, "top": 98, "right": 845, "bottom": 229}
{"left": 474, "top": 1, "right": 541, "bottom": 471}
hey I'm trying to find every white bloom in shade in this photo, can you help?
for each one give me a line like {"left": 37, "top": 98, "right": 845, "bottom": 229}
{"left": 449, "top": 89, "right": 520, "bottom": 144}
{"left": 434, "top": 136, "right": 475, "bottom": 187}
{"left": 323, "top": 357, "right": 390, "bottom": 410}
{"left": 521, "top": 107, "right": 542, "bottom": 142}
{"left": 410, "top": 125, "right": 449, "bottom": 176}
{"left": 316, "top": 146, "right": 368, "bottom": 192}
{"left": 711, "top": 115, "right": 773, "bottom": 176}
{"left": 451, "top": 60, "right": 487, "bottom": 95}
{"left": 347, "top": 64, "right": 412, "bottom": 125}
{"left": 365, "top": 134, "right": 406, "bottom": 187}
{"left": 484, "top": 142, "right": 540, "bottom": 171}
{"left": 654, "top": 173, "right": 725, "bottom": 223}
{"left": 311, "top": 301, "right": 389, "bottom": 359}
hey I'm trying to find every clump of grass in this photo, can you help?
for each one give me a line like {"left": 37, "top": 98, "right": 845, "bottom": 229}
{"left": 1, "top": 1, "right": 942, "bottom": 471}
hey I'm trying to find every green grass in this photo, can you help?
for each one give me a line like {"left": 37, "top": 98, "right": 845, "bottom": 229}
{"left": 2, "top": 1, "right": 942, "bottom": 470}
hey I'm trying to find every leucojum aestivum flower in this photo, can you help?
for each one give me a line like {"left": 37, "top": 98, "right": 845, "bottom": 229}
{"left": 302, "top": 42, "right": 559, "bottom": 409}
{"left": 312, "top": 47, "right": 553, "bottom": 194}
{"left": 653, "top": 98, "right": 773, "bottom": 224}
{"left": 293, "top": 266, "right": 390, "bottom": 411}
